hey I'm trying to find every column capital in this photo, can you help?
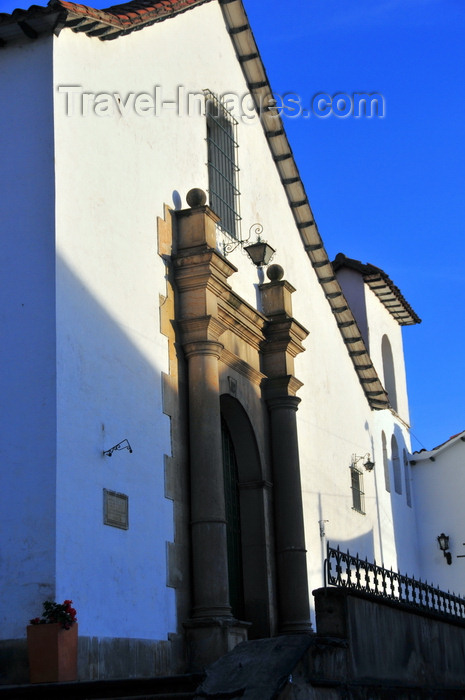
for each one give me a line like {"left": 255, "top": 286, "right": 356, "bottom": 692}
{"left": 183, "top": 340, "right": 224, "bottom": 361}
{"left": 266, "top": 394, "right": 301, "bottom": 412}
{"left": 173, "top": 249, "right": 236, "bottom": 328}
{"left": 179, "top": 315, "right": 227, "bottom": 347}
{"left": 262, "top": 375, "right": 304, "bottom": 402}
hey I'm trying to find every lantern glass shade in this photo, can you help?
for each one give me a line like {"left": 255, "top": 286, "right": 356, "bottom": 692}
{"left": 364, "top": 459, "right": 375, "bottom": 472}
{"left": 437, "top": 533, "right": 450, "bottom": 551}
{"left": 244, "top": 241, "right": 275, "bottom": 266}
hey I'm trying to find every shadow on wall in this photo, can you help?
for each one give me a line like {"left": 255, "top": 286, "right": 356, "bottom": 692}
{"left": 390, "top": 422, "right": 420, "bottom": 576}
{"left": 326, "top": 530, "right": 376, "bottom": 566}
{"left": 378, "top": 422, "right": 420, "bottom": 578}
{"left": 50, "top": 252, "right": 183, "bottom": 640}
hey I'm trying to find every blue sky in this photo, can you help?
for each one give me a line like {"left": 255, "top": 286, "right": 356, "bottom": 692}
{"left": 2, "top": 0, "right": 464, "bottom": 450}
{"left": 242, "top": 0, "right": 465, "bottom": 452}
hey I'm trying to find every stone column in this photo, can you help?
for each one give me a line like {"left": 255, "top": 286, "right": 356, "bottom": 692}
{"left": 266, "top": 388, "right": 311, "bottom": 633}
{"left": 260, "top": 265, "right": 312, "bottom": 633}
{"left": 183, "top": 334, "right": 231, "bottom": 619}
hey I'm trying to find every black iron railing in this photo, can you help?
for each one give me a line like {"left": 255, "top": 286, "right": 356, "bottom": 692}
{"left": 325, "top": 544, "right": 465, "bottom": 620}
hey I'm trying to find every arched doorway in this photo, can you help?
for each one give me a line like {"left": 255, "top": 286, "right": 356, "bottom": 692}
{"left": 220, "top": 394, "right": 274, "bottom": 637}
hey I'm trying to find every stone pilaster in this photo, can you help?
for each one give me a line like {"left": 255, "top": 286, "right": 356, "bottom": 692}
{"left": 173, "top": 190, "right": 249, "bottom": 668}
{"left": 260, "top": 265, "right": 312, "bottom": 633}
{"left": 181, "top": 325, "right": 230, "bottom": 621}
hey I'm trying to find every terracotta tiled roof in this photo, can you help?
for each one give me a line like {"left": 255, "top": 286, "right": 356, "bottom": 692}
{"left": 412, "top": 430, "right": 465, "bottom": 457}
{"left": 332, "top": 252, "right": 421, "bottom": 326}
{"left": 60, "top": 0, "right": 208, "bottom": 31}
{"left": 0, "top": 0, "right": 211, "bottom": 42}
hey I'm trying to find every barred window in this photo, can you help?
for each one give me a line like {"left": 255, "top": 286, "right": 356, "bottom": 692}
{"left": 350, "top": 465, "right": 365, "bottom": 514}
{"left": 205, "top": 92, "right": 241, "bottom": 239}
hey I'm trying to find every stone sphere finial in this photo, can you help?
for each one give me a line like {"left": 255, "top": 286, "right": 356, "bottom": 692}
{"left": 267, "top": 264, "right": 284, "bottom": 281}
{"left": 186, "top": 188, "right": 207, "bottom": 208}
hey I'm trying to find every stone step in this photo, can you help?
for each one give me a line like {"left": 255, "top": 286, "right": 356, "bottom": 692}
{"left": 98, "top": 695, "right": 195, "bottom": 700}
{"left": 0, "top": 674, "right": 204, "bottom": 700}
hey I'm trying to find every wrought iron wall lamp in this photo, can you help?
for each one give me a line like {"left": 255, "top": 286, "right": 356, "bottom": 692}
{"left": 437, "top": 533, "right": 452, "bottom": 564}
{"left": 244, "top": 224, "right": 276, "bottom": 267}
{"left": 352, "top": 453, "right": 375, "bottom": 472}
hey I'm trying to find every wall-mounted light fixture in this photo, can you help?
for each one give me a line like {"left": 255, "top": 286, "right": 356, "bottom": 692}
{"left": 352, "top": 453, "right": 375, "bottom": 472}
{"left": 103, "top": 439, "right": 133, "bottom": 457}
{"left": 319, "top": 519, "right": 329, "bottom": 538}
{"left": 437, "top": 533, "right": 452, "bottom": 565}
{"left": 244, "top": 224, "right": 276, "bottom": 267}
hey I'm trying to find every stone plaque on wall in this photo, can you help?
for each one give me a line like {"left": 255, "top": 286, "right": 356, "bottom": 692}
{"left": 103, "top": 489, "right": 129, "bottom": 530}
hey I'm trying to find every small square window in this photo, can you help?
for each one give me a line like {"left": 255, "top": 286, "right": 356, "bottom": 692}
{"left": 350, "top": 466, "right": 365, "bottom": 514}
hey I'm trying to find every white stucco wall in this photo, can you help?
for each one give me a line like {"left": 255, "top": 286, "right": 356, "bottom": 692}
{"left": 336, "top": 265, "right": 411, "bottom": 424}
{"left": 51, "top": 0, "right": 391, "bottom": 631}
{"left": 330, "top": 267, "right": 419, "bottom": 577}
{"left": 0, "top": 36, "right": 57, "bottom": 639}
{"left": 364, "top": 284, "right": 411, "bottom": 424}
{"left": 412, "top": 438, "right": 465, "bottom": 595}
{"left": 49, "top": 0, "right": 298, "bottom": 641}
{"left": 1, "top": 0, "right": 425, "bottom": 643}
{"left": 305, "top": 271, "right": 418, "bottom": 588}
{"left": 335, "top": 267, "right": 369, "bottom": 347}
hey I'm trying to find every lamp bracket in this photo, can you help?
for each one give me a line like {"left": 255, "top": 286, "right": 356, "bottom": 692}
{"left": 103, "top": 439, "right": 133, "bottom": 457}
{"left": 352, "top": 452, "right": 375, "bottom": 472}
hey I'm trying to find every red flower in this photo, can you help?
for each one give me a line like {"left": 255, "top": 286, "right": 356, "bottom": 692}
{"left": 31, "top": 599, "right": 77, "bottom": 629}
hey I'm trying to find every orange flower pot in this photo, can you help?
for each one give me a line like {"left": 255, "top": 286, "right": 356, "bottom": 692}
{"left": 27, "top": 623, "right": 78, "bottom": 683}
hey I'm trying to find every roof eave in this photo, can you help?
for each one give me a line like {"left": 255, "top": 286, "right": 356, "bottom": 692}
{"left": 0, "top": 0, "right": 213, "bottom": 45}
{"left": 0, "top": 5, "right": 65, "bottom": 45}
{"left": 333, "top": 252, "right": 421, "bottom": 326}
{"left": 411, "top": 430, "right": 465, "bottom": 460}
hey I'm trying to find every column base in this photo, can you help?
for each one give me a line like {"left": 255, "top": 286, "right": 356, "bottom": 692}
{"left": 184, "top": 616, "right": 251, "bottom": 670}
{"left": 279, "top": 620, "right": 313, "bottom": 634}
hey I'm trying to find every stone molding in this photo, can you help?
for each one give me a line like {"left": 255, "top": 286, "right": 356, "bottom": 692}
{"left": 172, "top": 197, "right": 312, "bottom": 656}
{"left": 179, "top": 312, "right": 225, "bottom": 344}
{"left": 219, "top": 348, "right": 265, "bottom": 386}
{"left": 262, "top": 375, "right": 304, "bottom": 401}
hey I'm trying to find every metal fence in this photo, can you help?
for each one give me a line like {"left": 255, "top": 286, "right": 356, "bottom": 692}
{"left": 325, "top": 544, "right": 465, "bottom": 620}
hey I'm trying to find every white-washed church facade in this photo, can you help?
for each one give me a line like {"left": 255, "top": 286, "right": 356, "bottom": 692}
{"left": 0, "top": 0, "right": 453, "bottom": 684}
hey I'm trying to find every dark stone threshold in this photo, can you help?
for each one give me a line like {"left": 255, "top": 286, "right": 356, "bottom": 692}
{"left": 0, "top": 673, "right": 204, "bottom": 699}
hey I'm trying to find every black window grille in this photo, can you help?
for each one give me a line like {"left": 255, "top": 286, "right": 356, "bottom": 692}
{"left": 350, "top": 465, "right": 365, "bottom": 514}
{"left": 205, "top": 91, "right": 241, "bottom": 240}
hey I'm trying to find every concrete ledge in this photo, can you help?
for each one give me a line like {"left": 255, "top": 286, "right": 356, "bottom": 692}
{"left": 313, "top": 586, "right": 465, "bottom": 688}
{"left": 0, "top": 635, "right": 184, "bottom": 685}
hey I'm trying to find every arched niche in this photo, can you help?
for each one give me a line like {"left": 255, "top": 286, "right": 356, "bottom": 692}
{"left": 391, "top": 434, "right": 402, "bottom": 495}
{"left": 403, "top": 448, "right": 412, "bottom": 507}
{"left": 382, "top": 431, "right": 390, "bottom": 492}
{"left": 381, "top": 334, "right": 398, "bottom": 412}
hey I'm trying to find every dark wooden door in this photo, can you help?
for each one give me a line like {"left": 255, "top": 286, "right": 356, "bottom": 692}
{"left": 221, "top": 417, "right": 245, "bottom": 619}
